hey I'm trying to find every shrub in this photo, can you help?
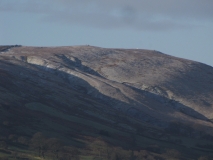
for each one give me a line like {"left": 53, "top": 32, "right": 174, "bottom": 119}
{"left": 30, "top": 132, "right": 47, "bottom": 158}
{"left": 18, "top": 136, "right": 29, "bottom": 145}
{"left": 164, "top": 149, "right": 181, "bottom": 159}
{"left": 0, "top": 141, "right": 8, "bottom": 149}
{"left": 198, "top": 156, "right": 211, "bottom": 160}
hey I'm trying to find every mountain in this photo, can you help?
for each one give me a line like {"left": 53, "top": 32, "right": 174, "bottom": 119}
{"left": 0, "top": 45, "right": 213, "bottom": 160}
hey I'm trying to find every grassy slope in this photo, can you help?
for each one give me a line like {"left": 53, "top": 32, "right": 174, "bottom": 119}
{"left": 1, "top": 100, "right": 213, "bottom": 160}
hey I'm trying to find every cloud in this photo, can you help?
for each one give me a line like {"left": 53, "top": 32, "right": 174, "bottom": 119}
{"left": 1, "top": 0, "right": 213, "bottom": 31}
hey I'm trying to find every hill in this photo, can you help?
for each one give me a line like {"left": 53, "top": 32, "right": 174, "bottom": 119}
{"left": 0, "top": 45, "right": 213, "bottom": 159}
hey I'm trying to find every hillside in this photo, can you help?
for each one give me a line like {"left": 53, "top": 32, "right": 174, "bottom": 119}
{"left": 0, "top": 45, "right": 213, "bottom": 160}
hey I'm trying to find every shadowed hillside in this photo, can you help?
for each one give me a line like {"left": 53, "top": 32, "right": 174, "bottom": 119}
{"left": 0, "top": 45, "right": 213, "bottom": 159}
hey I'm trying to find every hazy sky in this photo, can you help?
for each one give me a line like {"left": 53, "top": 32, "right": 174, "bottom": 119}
{"left": 0, "top": 0, "right": 213, "bottom": 66}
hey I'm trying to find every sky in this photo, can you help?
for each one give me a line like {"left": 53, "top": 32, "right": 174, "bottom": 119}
{"left": 0, "top": 0, "right": 213, "bottom": 66}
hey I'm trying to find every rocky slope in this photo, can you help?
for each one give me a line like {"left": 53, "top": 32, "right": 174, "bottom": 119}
{"left": 1, "top": 45, "right": 213, "bottom": 135}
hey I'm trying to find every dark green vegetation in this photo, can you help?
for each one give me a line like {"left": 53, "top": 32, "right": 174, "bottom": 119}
{"left": 0, "top": 46, "right": 213, "bottom": 159}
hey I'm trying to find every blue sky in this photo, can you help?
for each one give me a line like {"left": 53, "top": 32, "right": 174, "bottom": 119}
{"left": 0, "top": 0, "right": 213, "bottom": 66}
